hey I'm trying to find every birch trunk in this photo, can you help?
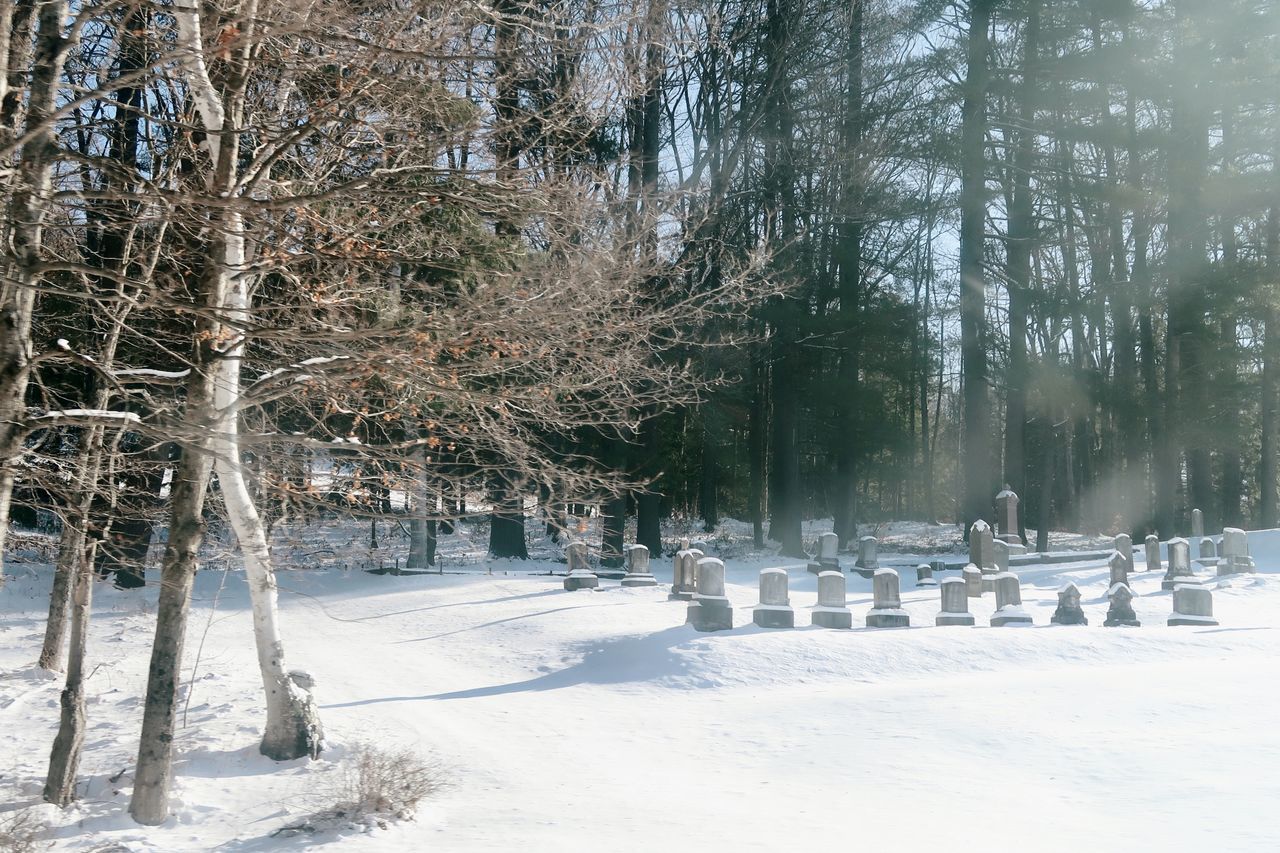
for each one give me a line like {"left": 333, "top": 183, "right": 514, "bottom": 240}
{"left": 43, "top": 532, "right": 95, "bottom": 804}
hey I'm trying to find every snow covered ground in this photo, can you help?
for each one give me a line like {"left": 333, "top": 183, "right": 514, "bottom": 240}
{"left": 2, "top": 522, "right": 1279, "bottom": 851}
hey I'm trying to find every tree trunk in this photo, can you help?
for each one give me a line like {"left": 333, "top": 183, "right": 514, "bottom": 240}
{"left": 38, "top": 521, "right": 83, "bottom": 670}
{"left": 1262, "top": 207, "right": 1280, "bottom": 528}
{"left": 43, "top": 535, "right": 93, "bottom": 806}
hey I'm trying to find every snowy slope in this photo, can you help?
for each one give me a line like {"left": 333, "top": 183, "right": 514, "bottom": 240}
{"left": 2, "top": 528, "right": 1278, "bottom": 851}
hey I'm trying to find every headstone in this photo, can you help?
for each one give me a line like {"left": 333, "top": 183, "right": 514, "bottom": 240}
{"left": 993, "top": 538, "right": 1010, "bottom": 573}
{"left": 563, "top": 541, "right": 599, "bottom": 591}
{"left": 936, "top": 577, "right": 976, "bottom": 626}
{"left": 808, "top": 531, "right": 841, "bottom": 574}
{"left": 1198, "top": 537, "right": 1216, "bottom": 562}
{"left": 995, "top": 486, "right": 1023, "bottom": 545}
{"left": 990, "top": 573, "right": 1033, "bottom": 626}
{"left": 812, "top": 571, "right": 853, "bottom": 629}
{"left": 963, "top": 564, "right": 983, "bottom": 598}
{"left": 1103, "top": 582, "right": 1140, "bottom": 627}
{"left": 1162, "top": 538, "right": 1198, "bottom": 591}
{"left": 1144, "top": 535, "right": 1161, "bottom": 574}
{"left": 1217, "top": 527, "right": 1255, "bottom": 575}
{"left": 1050, "top": 582, "right": 1088, "bottom": 625}
{"left": 668, "top": 549, "right": 699, "bottom": 600}
{"left": 969, "top": 520, "right": 994, "bottom": 570}
{"left": 621, "top": 544, "right": 658, "bottom": 587}
{"left": 1114, "top": 534, "right": 1134, "bottom": 575}
{"left": 1191, "top": 508, "right": 1204, "bottom": 541}
{"left": 686, "top": 557, "right": 733, "bottom": 631}
{"left": 915, "top": 563, "right": 938, "bottom": 587}
{"left": 753, "top": 568, "right": 795, "bottom": 628}
{"left": 866, "top": 568, "right": 910, "bottom": 628}
{"left": 929, "top": 559, "right": 947, "bottom": 575}
{"left": 855, "top": 536, "right": 879, "bottom": 572}
{"left": 1107, "top": 550, "right": 1129, "bottom": 590}
{"left": 689, "top": 539, "right": 709, "bottom": 555}
{"left": 1168, "top": 585, "right": 1219, "bottom": 627}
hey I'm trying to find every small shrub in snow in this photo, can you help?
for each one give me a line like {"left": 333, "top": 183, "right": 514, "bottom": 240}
{"left": 273, "top": 744, "right": 446, "bottom": 837}
{"left": 0, "top": 804, "right": 45, "bottom": 853}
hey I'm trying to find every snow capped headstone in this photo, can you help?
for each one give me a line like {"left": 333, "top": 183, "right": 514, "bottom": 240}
{"left": 990, "top": 573, "right": 1033, "bottom": 626}
{"left": 969, "top": 520, "right": 994, "bottom": 571}
{"left": 995, "top": 485, "right": 1022, "bottom": 545}
{"left": 963, "top": 564, "right": 983, "bottom": 598}
{"left": 1103, "top": 583, "right": 1140, "bottom": 627}
{"left": 1198, "top": 537, "right": 1216, "bottom": 563}
{"left": 753, "top": 568, "right": 795, "bottom": 629}
{"left": 809, "top": 531, "right": 842, "bottom": 574}
{"left": 936, "top": 577, "right": 975, "bottom": 626}
{"left": 669, "top": 549, "right": 699, "bottom": 601}
{"left": 686, "top": 557, "right": 732, "bottom": 632}
{"left": 1050, "top": 582, "right": 1088, "bottom": 626}
{"left": 1114, "top": 534, "right": 1134, "bottom": 575}
{"left": 1168, "top": 585, "right": 1219, "bottom": 627}
{"left": 1144, "top": 535, "right": 1161, "bottom": 575}
{"left": 1217, "top": 527, "right": 1255, "bottom": 575}
{"left": 915, "top": 563, "right": 938, "bottom": 588}
{"left": 1162, "top": 538, "right": 1198, "bottom": 591}
{"left": 563, "top": 541, "right": 599, "bottom": 591}
{"left": 855, "top": 536, "right": 879, "bottom": 573}
{"left": 812, "top": 571, "right": 853, "bottom": 629}
{"left": 866, "top": 569, "right": 910, "bottom": 628}
{"left": 1191, "top": 508, "right": 1204, "bottom": 542}
{"left": 1108, "top": 550, "right": 1129, "bottom": 590}
{"left": 993, "top": 538, "right": 1010, "bottom": 573}
{"left": 621, "top": 544, "right": 658, "bottom": 587}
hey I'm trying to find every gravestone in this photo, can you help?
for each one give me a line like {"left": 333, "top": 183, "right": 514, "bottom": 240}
{"left": 915, "top": 563, "right": 938, "bottom": 588}
{"left": 1168, "top": 585, "right": 1219, "bottom": 626}
{"left": 668, "top": 549, "right": 699, "bottom": 600}
{"left": 929, "top": 559, "right": 947, "bottom": 575}
{"left": 990, "top": 573, "right": 1033, "bottom": 626}
{"left": 1144, "top": 535, "right": 1161, "bottom": 574}
{"left": 984, "top": 539, "right": 1009, "bottom": 593}
{"left": 995, "top": 485, "right": 1023, "bottom": 545}
{"left": 1162, "top": 538, "right": 1198, "bottom": 590}
{"left": 1217, "top": 527, "right": 1255, "bottom": 575}
{"left": 808, "top": 531, "right": 842, "bottom": 575}
{"left": 1114, "top": 534, "right": 1134, "bottom": 576}
{"left": 866, "top": 569, "right": 910, "bottom": 628}
{"left": 689, "top": 540, "right": 709, "bottom": 555}
{"left": 563, "top": 541, "right": 599, "bottom": 591}
{"left": 621, "top": 544, "right": 658, "bottom": 587}
{"left": 963, "top": 564, "right": 983, "bottom": 598}
{"left": 1198, "top": 537, "right": 1216, "bottom": 562}
{"left": 855, "top": 536, "right": 879, "bottom": 576}
{"left": 1103, "top": 582, "right": 1140, "bottom": 627}
{"left": 753, "top": 568, "right": 795, "bottom": 628}
{"left": 686, "top": 557, "right": 733, "bottom": 632}
{"left": 812, "top": 571, "right": 853, "bottom": 629}
{"left": 1108, "top": 550, "right": 1129, "bottom": 590}
{"left": 936, "top": 577, "right": 976, "bottom": 626}
{"left": 969, "top": 520, "right": 995, "bottom": 570}
{"left": 1191, "top": 508, "right": 1204, "bottom": 541}
{"left": 1050, "top": 582, "right": 1088, "bottom": 625}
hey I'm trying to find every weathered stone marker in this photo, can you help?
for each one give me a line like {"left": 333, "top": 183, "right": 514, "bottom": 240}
{"left": 1191, "top": 508, "right": 1204, "bottom": 541}
{"left": 1162, "top": 538, "right": 1197, "bottom": 590}
{"left": 1114, "top": 534, "right": 1134, "bottom": 575}
{"left": 669, "top": 549, "right": 699, "bottom": 600}
{"left": 1198, "top": 537, "right": 1216, "bottom": 564}
{"left": 621, "top": 544, "right": 658, "bottom": 587}
{"left": 915, "top": 563, "right": 938, "bottom": 587}
{"left": 855, "top": 536, "right": 879, "bottom": 574}
{"left": 1168, "top": 585, "right": 1219, "bottom": 626}
{"left": 563, "top": 541, "right": 599, "bottom": 591}
{"left": 1108, "top": 550, "right": 1129, "bottom": 590}
{"left": 963, "top": 564, "right": 983, "bottom": 598}
{"left": 753, "top": 568, "right": 795, "bottom": 628}
{"left": 1217, "top": 527, "right": 1255, "bottom": 575}
{"left": 812, "top": 571, "right": 853, "bottom": 629}
{"left": 929, "top": 559, "right": 947, "bottom": 575}
{"left": 995, "top": 485, "right": 1023, "bottom": 545}
{"left": 808, "top": 531, "right": 842, "bottom": 575}
{"left": 984, "top": 538, "right": 1009, "bottom": 593}
{"left": 687, "top": 557, "right": 733, "bottom": 631}
{"left": 936, "top": 577, "right": 975, "bottom": 626}
{"left": 1103, "top": 582, "right": 1140, "bottom": 627}
{"left": 866, "top": 569, "right": 910, "bottom": 628}
{"left": 1050, "top": 582, "right": 1088, "bottom": 625}
{"left": 1144, "top": 534, "right": 1161, "bottom": 574}
{"left": 990, "top": 573, "right": 1033, "bottom": 626}
{"left": 969, "top": 520, "right": 995, "bottom": 570}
